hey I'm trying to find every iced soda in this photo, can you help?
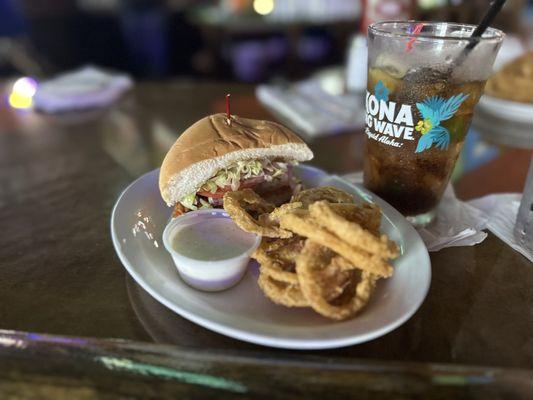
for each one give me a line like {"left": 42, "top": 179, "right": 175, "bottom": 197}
{"left": 364, "top": 22, "right": 504, "bottom": 225}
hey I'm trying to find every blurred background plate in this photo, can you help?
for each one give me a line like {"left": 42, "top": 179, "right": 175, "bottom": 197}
{"left": 478, "top": 95, "right": 533, "bottom": 124}
{"left": 110, "top": 165, "right": 431, "bottom": 350}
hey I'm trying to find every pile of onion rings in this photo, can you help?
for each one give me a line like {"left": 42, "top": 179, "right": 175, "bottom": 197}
{"left": 223, "top": 186, "right": 399, "bottom": 320}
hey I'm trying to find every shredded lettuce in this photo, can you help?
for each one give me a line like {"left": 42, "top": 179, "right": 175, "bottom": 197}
{"left": 180, "top": 192, "right": 198, "bottom": 210}
{"left": 178, "top": 159, "right": 292, "bottom": 209}
{"left": 198, "top": 198, "right": 211, "bottom": 209}
{"left": 200, "top": 160, "right": 285, "bottom": 193}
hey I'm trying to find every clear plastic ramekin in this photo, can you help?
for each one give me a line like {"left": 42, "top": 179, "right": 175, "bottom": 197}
{"left": 162, "top": 209, "right": 261, "bottom": 292}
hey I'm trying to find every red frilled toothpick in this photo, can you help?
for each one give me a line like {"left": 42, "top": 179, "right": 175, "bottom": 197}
{"left": 226, "top": 93, "right": 231, "bottom": 125}
{"left": 406, "top": 23, "right": 424, "bottom": 52}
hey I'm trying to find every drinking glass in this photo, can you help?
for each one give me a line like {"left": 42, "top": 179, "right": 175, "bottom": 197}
{"left": 364, "top": 21, "right": 504, "bottom": 226}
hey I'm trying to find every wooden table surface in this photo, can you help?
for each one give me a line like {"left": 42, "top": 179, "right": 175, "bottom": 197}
{"left": 0, "top": 81, "right": 532, "bottom": 399}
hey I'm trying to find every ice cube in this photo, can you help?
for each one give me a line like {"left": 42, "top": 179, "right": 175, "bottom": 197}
{"left": 367, "top": 68, "right": 400, "bottom": 95}
{"left": 374, "top": 54, "right": 407, "bottom": 78}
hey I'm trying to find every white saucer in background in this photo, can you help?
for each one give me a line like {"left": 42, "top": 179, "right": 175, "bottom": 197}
{"left": 478, "top": 95, "right": 533, "bottom": 125}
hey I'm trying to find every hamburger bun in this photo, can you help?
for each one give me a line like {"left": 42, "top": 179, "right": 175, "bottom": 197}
{"left": 159, "top": 113, "right": 313, "bottom": 205}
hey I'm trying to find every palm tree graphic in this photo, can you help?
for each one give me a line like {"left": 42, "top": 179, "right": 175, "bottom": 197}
{"left": 414, "top": 93, "right": 469, "bottom": 153}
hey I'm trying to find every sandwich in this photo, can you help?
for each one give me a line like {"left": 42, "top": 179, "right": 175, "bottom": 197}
{"left": 159, "top": 113, "right": 313, "bottom": 217}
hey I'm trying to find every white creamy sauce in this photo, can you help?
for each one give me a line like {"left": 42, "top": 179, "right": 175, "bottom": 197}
{"left": 171, "top": 218, "right": 256, "bottom": 261}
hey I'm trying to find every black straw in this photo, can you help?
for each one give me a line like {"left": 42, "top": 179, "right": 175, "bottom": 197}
{"left": 452, "top": 0, "right": 506, "bottom": 70}
{"left": 463, "top": 0, "right": 507, "bottom": 54}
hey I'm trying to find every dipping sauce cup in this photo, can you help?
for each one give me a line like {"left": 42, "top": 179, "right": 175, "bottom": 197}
{"left": 163, "top": 209, "right": 261, "bottom": 292}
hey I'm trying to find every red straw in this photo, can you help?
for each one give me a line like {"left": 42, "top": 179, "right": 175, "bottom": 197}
{"left": 226, "top": 93, "right": 231, "bottom": 120}
{"left": 406, "top": 23, "right": 424, "bottom": 52}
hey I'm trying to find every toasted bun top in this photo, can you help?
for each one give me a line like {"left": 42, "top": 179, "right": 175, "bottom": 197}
{"left": 159, "top": 113, "right": 313, "bottom": 205}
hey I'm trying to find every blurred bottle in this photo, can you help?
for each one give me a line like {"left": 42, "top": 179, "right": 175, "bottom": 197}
{"left": 360, "top": 0, "right": 415, "bottom": 33}
{"left": 346, "top": 35, "right": 367, "bottom": 93}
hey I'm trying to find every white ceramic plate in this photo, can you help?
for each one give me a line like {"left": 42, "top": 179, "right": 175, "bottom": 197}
{"left": 478, "top": 95, "right": 533, "bottom": 125}
{"left": 111, "top": 165, "right": 431, "bottom": 349}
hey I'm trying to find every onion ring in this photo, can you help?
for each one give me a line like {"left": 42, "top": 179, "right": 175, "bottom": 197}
{"left": 279, "top": 207, "right": 395, "bottom": 277}
{"left": 296, "top": 241, "right": 377, "bottom": 320}
{"left": 291, "top": 186, "right": 354, "bottom": 208}
{"left": 325, "top": 202, "right": 382, "bottom": 236}
{"left": 223, "top": 189, "right": 292, "bottom": 238}
{"left": 253, "top": 236, "right": 305, "bottom": 284}
{"left": 257, "top": 272, "right": 308, "bottom": 307}
{"left": 310, "top": 201, "right": 399, "bottom": 259}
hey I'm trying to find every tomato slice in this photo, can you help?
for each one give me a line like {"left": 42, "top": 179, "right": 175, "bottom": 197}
{"left": 197, "top": 176, "right": 266, "bottom": 199}
{"left": 196, "top": 189, "right": 226, "bottom": 199}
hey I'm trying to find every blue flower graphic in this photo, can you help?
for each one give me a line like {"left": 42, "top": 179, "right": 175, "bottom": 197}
{"left": 414, "top": 93, "right": 469, "bottom": 153}
{"left": 374, "top": 80, "right": 389, "bottom": 102}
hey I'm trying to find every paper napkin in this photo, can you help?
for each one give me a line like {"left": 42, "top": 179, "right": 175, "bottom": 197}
{"left": 256, "top": 80, "right": 364, "bottom": 138}
{"left": 34, "top": 66, "right": 132, "bottom": 113}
